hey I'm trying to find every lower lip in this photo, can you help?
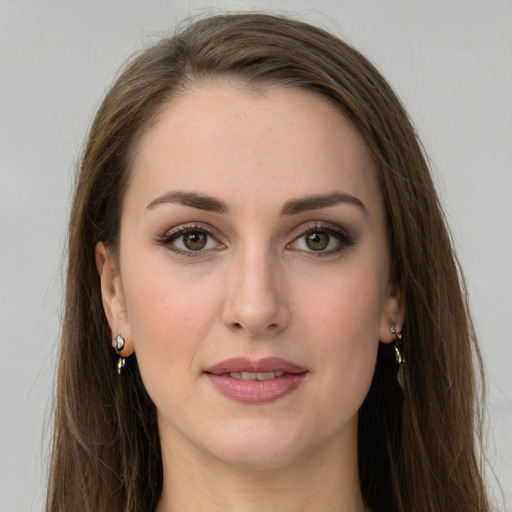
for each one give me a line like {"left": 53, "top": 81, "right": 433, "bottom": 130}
{"left": 206, "top": 373, "right": 307, "bottom": 404}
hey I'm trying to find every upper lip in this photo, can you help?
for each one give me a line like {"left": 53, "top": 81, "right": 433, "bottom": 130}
{"left": 205, "top": 357, "right": 307, "bottom": 375}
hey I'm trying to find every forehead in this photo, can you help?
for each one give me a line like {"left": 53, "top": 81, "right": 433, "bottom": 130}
{"left": 127, "top": 82, "right": 382, "bottom": 217}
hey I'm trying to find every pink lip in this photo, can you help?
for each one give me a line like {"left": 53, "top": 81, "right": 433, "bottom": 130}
{"left": 204, "top": 357, "right": 308, "bottom": 404}
{"left": 205, "top": 357, "right": 307, "bottom": 375}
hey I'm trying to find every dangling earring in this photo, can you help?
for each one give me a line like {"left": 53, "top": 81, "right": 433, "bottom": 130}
{"left": 117, "top": 357, "right": 126, "bottom": 375}
{"left": 390, "top": 325, "right": 405, "bottom": 391}
{"left": 114, "top": 333, "right": 126, "bottom": 375}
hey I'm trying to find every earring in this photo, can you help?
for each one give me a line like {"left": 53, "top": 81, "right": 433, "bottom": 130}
{"left": 390, "top": 325, "right": 405, "bottom": 391}
{"left": 390, "top": 324, "right": 402, "bottom": 341}
{"left": 115, "top": 333, "right": 125, "bottom": 351}
{"left": 117, "top": 357, "right": 126, "bottom": 375}
{"left": 114, "top": 333, "right": 126, "bottom": 375}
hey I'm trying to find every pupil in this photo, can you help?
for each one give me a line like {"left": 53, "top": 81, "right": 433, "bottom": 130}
{"left": 184, "top": 232, "right": 207, "bottom": 250}
{"left": 306, "top": 232, "right": 329, "bottom": 250}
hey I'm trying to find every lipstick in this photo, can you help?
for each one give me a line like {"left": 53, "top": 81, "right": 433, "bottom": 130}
{"left": 204, "top": 357, "right": 308, "bottom": 404}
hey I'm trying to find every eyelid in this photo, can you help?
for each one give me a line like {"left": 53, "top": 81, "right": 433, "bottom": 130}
{"left": 161, "top": 222, "right": 223, "bottom": 239}
{"left": 292, "top": 220, "right": 351, "bottom": 240}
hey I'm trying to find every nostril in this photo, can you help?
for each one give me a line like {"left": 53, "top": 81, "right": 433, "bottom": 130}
{"left": 229, "top": 321, "right": 279, "bottom": 333}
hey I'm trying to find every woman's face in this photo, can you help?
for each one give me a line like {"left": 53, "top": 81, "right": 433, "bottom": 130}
{"left": 98, "top": 83, "right": 403, "bottom": 468}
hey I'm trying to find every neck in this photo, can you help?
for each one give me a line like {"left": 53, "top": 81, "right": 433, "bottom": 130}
{"left": 155, "top": 425, "right": 367, "bottom": 512}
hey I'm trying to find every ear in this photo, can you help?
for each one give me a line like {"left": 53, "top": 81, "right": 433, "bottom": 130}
{"left": 95, "top": 242, "right": 134, "bottom": 356}
{"left": 379, "top": 280, "right": 405, "bottom": 344}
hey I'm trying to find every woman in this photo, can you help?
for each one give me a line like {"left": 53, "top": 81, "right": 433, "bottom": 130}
{"left": 46, "top": 13, "right": 491, "bottom": 512}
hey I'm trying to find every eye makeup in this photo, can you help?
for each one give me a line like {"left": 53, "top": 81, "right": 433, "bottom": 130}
{"left": 287, "top": 221, "right": 356, "bottom": 257}
{"left": 155, "top": 218, "right": 356, "bottom": 261}
{"left": 155, "top": 222, "right": 226, "bottom": 259}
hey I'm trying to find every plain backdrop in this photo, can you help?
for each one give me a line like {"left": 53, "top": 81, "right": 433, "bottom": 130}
{"left": 1, "top": 0, "right": 511, "bottom": 510}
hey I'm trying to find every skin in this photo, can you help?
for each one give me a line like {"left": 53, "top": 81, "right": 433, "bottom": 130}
{"left": 96, "top": 83, "right": 404, "bottom": 512}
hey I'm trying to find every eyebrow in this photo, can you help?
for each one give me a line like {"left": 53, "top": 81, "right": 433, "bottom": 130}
{"left": 145, "top": 190, "right": 366, "bottom": 216}
{"left": 146, "top": 191, "right": 229, "bottom": 214}
{"left": 281, "top": 192, "right": 366, "bottom": 216}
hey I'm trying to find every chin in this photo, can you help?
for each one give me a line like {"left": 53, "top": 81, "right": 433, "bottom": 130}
{"left": 198, "top": 418, "right": 328, "bottom": 470}
{"left": 209, "top": 442, "right": 304, "bottom": 470}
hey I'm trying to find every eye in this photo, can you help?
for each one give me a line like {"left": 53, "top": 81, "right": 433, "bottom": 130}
{"left": 288, "top": 224, "right": 353, "bottom": 255}
{"left": 158, "top": 224, "right": 225, "bottom": 256}
{"left": 304, "top": 232, "right": 330, "bottom": 251}
{"left": 181, "top": 231, "right": 208, "bottom": 251}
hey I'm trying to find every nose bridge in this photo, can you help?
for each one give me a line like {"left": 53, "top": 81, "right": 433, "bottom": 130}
{"left": 222, "top": 239, "right": 289, "bottom": 337}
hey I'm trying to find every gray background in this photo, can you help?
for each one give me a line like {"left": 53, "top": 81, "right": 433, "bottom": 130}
{"left": 1, "top": 0, "right": 511, "bottom": 510}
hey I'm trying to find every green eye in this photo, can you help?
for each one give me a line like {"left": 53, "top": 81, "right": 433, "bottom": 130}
{"left": 305, "top": 232, "right": 330, "bottom": 251}
{"left": 160, "top": 224, "right": 225, "bottom": 257}
{"left": 183, "top": 232, "right": 207, "bottom": 250}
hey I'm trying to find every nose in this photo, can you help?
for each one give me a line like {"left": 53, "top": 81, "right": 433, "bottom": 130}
{"left": 221, "top": 246, "right": 290, "bottom": 338}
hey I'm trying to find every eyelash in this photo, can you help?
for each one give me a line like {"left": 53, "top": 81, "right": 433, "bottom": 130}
{"left": 157, "top": 223, "right": 224, "bottom": 259}
{"left": 287, "top": 222, "right": 355, "bottom": 257}
{"left": 156, "top": 221, "right": 354, "bottom": 258}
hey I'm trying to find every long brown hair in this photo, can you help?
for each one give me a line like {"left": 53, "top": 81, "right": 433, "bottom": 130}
{"left": 47, "top": 13, "right": 491, "bottom": 512}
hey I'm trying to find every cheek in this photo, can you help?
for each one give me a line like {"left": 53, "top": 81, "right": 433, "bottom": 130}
{"left": 299, "top": 257, "right": 386, "bottom": 341}
{"left": 298, "top": 265, "right": 386, "bottom": 414}
{"left": 120, "top": 254, "right": 221, "bottom": 392}
{"left": 123, "top": 246, "right": 215, "bottom": 329}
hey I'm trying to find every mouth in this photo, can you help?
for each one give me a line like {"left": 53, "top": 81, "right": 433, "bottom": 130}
{"left": 204, "top": 357, "right": 308, "bottom": 404}
{"left": 205, "top": 356, "right": 307, "bottom": 375}
{"left": 227, "top": 371, "right": 285, "bottom": 381}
